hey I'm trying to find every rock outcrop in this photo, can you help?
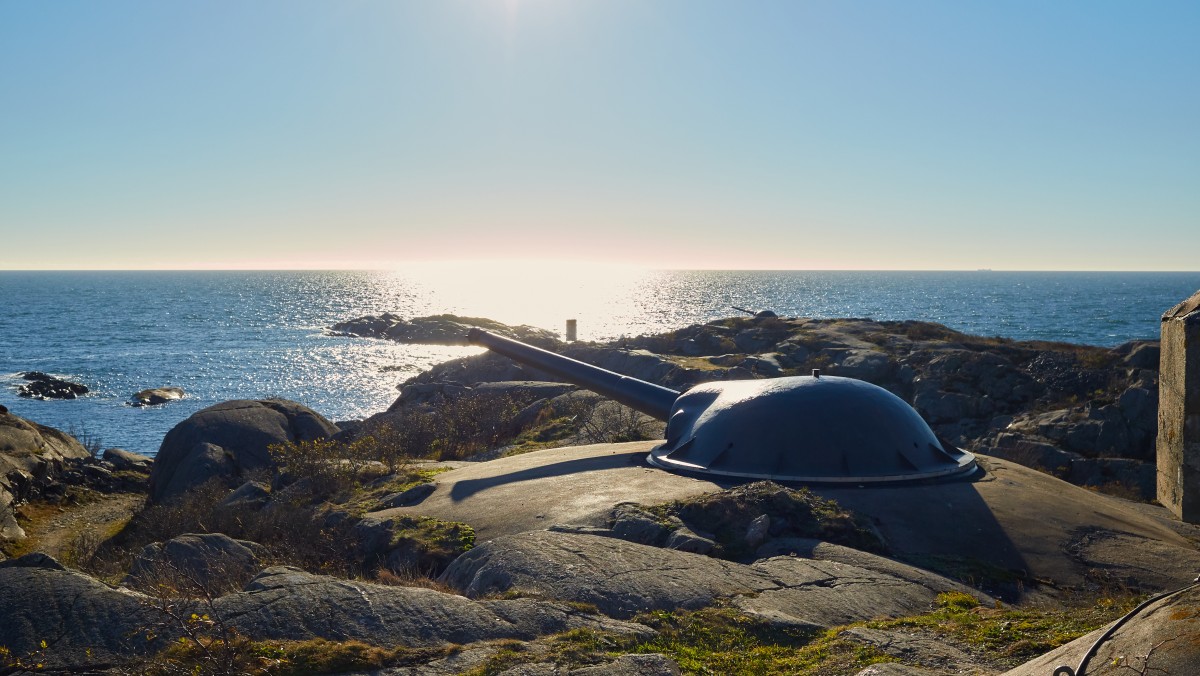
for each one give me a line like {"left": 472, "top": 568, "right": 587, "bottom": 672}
{"left": 331, "top": 313, "right": 560, "bottom": 346}
{"left": 443, "top": 530, "right": 990, "bottom": 626}
{"left": 130, "top": 386, "right": 185, "bottom": 406}
{"left": 148, "top": 399, "right": 339, "bottom": 503}
{"left": 0, "top": 554, "right": 164, "bottom": 669}
{"left": 0, "top": 554, "right": 653, "bottom": 672}
{"left": 1003, "top": 583, "right": 1200, "bottom": 675}
{"left": 15, "top": 371, "right": 89, "bottom": 400}
{"left": 216, "top": 566, "right": 651, "bottom": 647}
{"left": 0, "top": 411, "right": 91, "bottom": 540}
{"left": 102, "top": 447, "right": 153, "bottom": 473}
{"left": 124, "top": 533, "right": 268, "bottom": 592}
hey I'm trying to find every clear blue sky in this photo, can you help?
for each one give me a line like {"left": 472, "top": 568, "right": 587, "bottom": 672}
{"left": 1, "top": 1, "right": 1196, "bottom": 270}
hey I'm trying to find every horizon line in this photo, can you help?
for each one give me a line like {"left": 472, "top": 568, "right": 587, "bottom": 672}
{"left": 2, "top": 267, "right": 1200, "bottom": 274}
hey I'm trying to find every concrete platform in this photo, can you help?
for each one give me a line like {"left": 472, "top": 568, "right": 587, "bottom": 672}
{"left": 373, "top": 441, "right": 1200, "bottom": 597}
{"left": 377, "top": 442, "right": 732, "bottom": 537}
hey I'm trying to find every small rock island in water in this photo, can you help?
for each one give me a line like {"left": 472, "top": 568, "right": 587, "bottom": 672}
{"left": 2, "top": 312, "right": 1198, "bottom": 675}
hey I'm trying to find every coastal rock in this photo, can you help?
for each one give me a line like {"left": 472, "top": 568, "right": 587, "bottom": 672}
{"left": 148, "top": 398, "right": 339, "bottom": 503}
{"left": 609, "top": 502, "right": 671, "bottom": 545}
{"left": 1, "top": 411, "right": 91, "bottom": 540}
{"left": 1121, "top": 341, "right": 1160, "bottom": 369}
{"left": 215, "top": 566, "right": 652, "bottom": 646}
{"left": 354, "top": 513, "right": 476, "bottom": 574}
{"left": 442, "top": 530, "right": 989, "bottom": 626}
{"left": 835, "top": 349, "right": 894, "bottom": 382}
{"left": 124, "top": 533, "right": 268, "bottom": 592}
{"left": 842, "top": 627, "right": 979, "bottom": 672}
{"left": 664, "top": 524, "right": 716, "bottom": 555}
{"left": 375, "top": 481, "right": 437, "bottom": 509}
{"left": 0, "top": 556, "right": 651, "bottom": 670}
{"left": 102, "top": 447, "right": 153, "bottom": 472}
{"left": 331, "top": 313, "right": 560, "bottom": 346}
{"left": 215, "top": 480, "right": 272, "bottom": 512}
{"left": 130, "top": 386, "right": 185, "bottom": 406}
{"left": 15, "top": 371, "right": 88, "bottom": 400}
{"left": 494, "top": 654, "right": 682, "bottom": 675}
{"left": 854, "top": 665, "right": 948, "bottom": 676}
{"left": 392, "top": 380, "right": 575, "bottom": 409}
{"left": 0, "top": 554, "right": 164, "bottom": 669}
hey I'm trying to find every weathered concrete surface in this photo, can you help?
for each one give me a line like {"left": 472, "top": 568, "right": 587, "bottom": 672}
{"left": 1003, "top": 584, "right": 1200, "bottom": 675}
{"left": 373, "top": 442, "right": 727, "bottom": 539}
{"left": 1158, "top": 288, "right": 1200, "bottom": 523}
{"left": 816, "top": 455, "right": 1200, "bottom": 596}
{"left": 386, "top": 442, "right": 1200, "bottom": 597}
{"left": 443, "top": 530, "right": 990, "bottom": 625}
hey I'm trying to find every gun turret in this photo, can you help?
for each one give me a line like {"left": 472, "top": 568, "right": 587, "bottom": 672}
{"left": 466, "top": 327, "right": 678, "bottom": 420}
{"left": 467, "top": 327, "right": 977, "bottom": 484}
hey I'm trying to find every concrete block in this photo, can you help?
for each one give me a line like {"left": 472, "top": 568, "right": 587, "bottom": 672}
{"left": 1158, "top": 289, "right": 1200, "bottom": 523}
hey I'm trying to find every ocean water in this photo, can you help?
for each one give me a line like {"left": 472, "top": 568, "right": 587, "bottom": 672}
{"left": 2, "top": 268, "right": 1197, "bottom": 456}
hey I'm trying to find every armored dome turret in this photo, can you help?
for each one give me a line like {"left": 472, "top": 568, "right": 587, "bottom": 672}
{"left": 467, "top": 328, "right": 977, "bottom": 484}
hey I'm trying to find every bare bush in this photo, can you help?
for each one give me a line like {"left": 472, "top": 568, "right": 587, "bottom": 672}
{"left": 363, "top": 393, "right": 524, "bottom": 461}
{"left": 574, "top": 401, "right": 661, "bottom": 444}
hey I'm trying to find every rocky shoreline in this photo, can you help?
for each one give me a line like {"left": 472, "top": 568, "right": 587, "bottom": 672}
{"left": 1, "top": 314, "right": 1196, "bottom": 675}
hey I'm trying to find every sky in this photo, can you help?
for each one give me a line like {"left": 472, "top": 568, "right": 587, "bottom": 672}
{"left": 0, "top": 1, "right": 1197, "bottom": 271}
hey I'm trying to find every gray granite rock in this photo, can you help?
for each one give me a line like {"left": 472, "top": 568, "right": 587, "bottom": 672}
{"left": 131, "top": 386, "right": 186, "bottom": 406}
{"left": 148, "top": 399, "right": 338, "bottom": 502}
{"left": 609, "top": 503, "right": 670, "bottom": 545}
{"left": 1, "top": 411, "right": 92, "bottom": 540}
{"left": 665, "top": 524, "right": 715, "bottom": 555}
{"left": 215, "top": 480, "right": 271, "bottom": 512}
{"left": 102, "top": 447, "right": 153, "bottom": 472}
{"left": 124, "top": 533, "right": 268, "bottom": 592}
{"left": 0, "top": 554, "right": 163, "bottom": 669}
{"left": 216, "top": 566, "right": 652, "bottom": 646}
{"left": 1004, "top": 584, "right": 1200, "bottom": 675}
{"left": 376, "top": 481, "right": 437, "bottom": 509}
{"left": 443, "top": 530, "right": 990, "bottom": 626}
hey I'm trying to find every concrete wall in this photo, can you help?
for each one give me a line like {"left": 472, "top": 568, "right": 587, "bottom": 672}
{"left": 1158, "top": 289, "right": 1200, "bottom": 523}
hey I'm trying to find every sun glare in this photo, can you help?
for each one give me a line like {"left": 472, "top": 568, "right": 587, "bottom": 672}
{"left": 384, "top": 259, "right": 651, "bottom": 339}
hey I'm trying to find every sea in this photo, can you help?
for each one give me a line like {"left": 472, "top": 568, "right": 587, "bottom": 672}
{"left": 2, "top": 268, "right": 1198, "bottom": 457}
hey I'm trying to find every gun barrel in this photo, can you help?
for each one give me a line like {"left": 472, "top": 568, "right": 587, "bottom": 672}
{"left": 467, "top": 328, "right": 679, "bottom": 421}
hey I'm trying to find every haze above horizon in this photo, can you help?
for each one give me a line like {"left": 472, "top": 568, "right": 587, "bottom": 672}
{"left": 2, "top": 1, "right": 1197, "bottom": 272}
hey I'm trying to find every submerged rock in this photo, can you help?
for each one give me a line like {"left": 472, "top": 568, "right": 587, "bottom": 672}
{"left": 16, "top": 371, "right": 88, "bottom": 400}
{"left": 130, "top": 386, "right": 185, "bottom": 406}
